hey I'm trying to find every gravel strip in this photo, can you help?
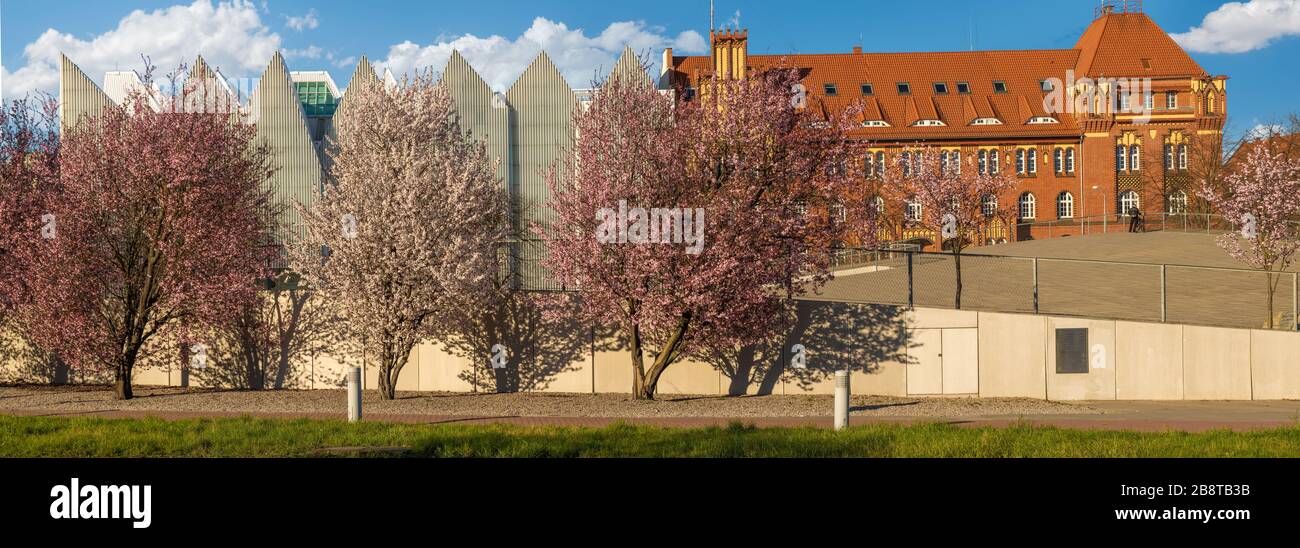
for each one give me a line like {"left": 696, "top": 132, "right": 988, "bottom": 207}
{"left": 0, "top": 384, "right": 1099, "bottom": 418}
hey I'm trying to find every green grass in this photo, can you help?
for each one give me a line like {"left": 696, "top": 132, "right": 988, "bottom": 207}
{"left": 3, "top": 414, "right": 1300, "bottom": 457}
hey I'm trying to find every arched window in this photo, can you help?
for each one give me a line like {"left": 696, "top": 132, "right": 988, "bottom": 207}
{"left": 981, "top": 194, "right": 998, "bottom": 217}
{"left": 1119, "top": 190, "right": 1140, "bottom": 216}
{"left": 1116, "top": 145, "right": 1127, "bottom": 171}
{"left": 1018, "top": 192, "right": 1037, "bottom": 220}
{"left": 905, "top": 197, "right": 922, "bottom": 222}
{"left": 1129, "top": 145, "right": 1141, "bottom": 172}
{"left": 1057, "top": 191, "right": 1074, "bottom": 219}
{"left": 871, "top": 195, "right": 886, "bottom": 216}
{"left": 1167, "top": 190, "right": 1188, "bottom": 215}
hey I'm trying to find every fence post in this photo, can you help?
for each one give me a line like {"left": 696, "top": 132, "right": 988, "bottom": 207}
{"left": 907, "top": 252, "right": 915, "bottom": 309}
{"left": 1032, "top": 257, "right": 1039, "bottom": 314}
{"left": 1160, "top": 264, "right": 1167, "bottom": 322}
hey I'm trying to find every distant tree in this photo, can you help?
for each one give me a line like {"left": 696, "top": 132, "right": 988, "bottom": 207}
{"left": 882, "top": 146, "right": 1016, "bottom": 309}
{"left": 1200, "top": 145, "right": 1300, "bottom": 329}
{"left": 0, "top": 97, "right": 60, "bottom": 323}
{"left": 16, "top": 66, "right": 275, "bottom": 399}
{"left": 541, "top": 67, "right": 859, "bottom": 400}
{"left": 289, "top": 70, "right": 510, "bottom": 400}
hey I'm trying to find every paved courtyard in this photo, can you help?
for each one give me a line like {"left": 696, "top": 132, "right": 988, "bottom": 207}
{"left": 812, "top": 232, "right": 1300, "bottom": 330}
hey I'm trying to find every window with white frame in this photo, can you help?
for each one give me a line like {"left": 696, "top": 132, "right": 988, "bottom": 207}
{"left": 902, "top": 152, "right": 913, "bottom": 177}
{"left": 952, "top": 151, "right": 961, "bottom": 174}
{"left": 1119, "top": 190, "right": 1140, "bottom": 215}
{"left": 1016, "top": 149, "right": 1026, "bottom": 174}
{"left": 1054, "top": 148, "right": 1064, "bottom": 173}
{"left": 1164, "top": 144, "right": 1174, "bottom": 170}
{"left": 981, "top": 194, "right": 998, "bottom": 217}
{"left": 1166, "top": 91, "right": 1177, "bottom": 109}
{"left": 1116, "top": 145, "right": 1128, "bottom": 171}
{"left": 871, "top": 195, "right": 885, "bottom": 216}
{"left": 1057, "top": 191, "right": 1074, "bottom": 219}
{"left": 991, "top": 150, "right": 1000, "bottom": 173}
{"left": 864, "top": 153, "right": 875, "bottom": 177}
{"left": 1018, "top": 192, "right": 1036, "bottom": 220}
{"left": 1178, "top": 144, "right": 1188, "bottom": 169}
{"left": 906, "top": 198, "right": 922, "bottom": 222}
{"left": 978, "top": 150, "right": 988, "bottom": 174}
{"left": 1144, "top": 93, "right": 1154, "bottom": 111}
{"left": 1130, "top": 145, "right": 1141, "bottom": 172}
{"left": 1066, "top": 147, "right": 1075, "bottom": 173}
{"left": 1168, "top": 190, "right": 1188, "bottom": 214}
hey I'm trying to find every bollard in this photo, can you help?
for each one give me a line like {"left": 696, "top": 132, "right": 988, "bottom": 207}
{"left": 833, "top": 370, "right": 850, "bottom": 431}
{"left": 347, "top": 366, "right": 362, "bottom": 423}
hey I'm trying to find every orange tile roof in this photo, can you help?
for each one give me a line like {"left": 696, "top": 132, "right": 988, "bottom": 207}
{"left": 668, "top": 12, "right": 1209, "bottom": 143}
{"left": 1074, "top": 13, "right": 1207, "bottom": 78}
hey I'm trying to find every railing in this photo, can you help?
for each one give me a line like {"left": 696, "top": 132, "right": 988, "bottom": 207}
{"left": 816, "top": 248, "right": 1300, "bottom": 331}
{"left": 1011, "top": 212, "right": 1245, "bottom": 240}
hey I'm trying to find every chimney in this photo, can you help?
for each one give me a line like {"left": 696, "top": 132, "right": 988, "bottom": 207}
{"left": 662, "top": 47, "right": 673, "bottom": 78}
{"left": 852, "top": 46, "right": 863, "bottom": 55}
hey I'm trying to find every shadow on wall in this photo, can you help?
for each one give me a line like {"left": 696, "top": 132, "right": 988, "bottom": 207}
{"left": 187, "top": 281, "right": 350, "bottom": 390}
{"left": 0, "top": 323, "right": 111, "bottom": 384}
{"left": 446, "top": 292, "right": 615, "bottom": 393}
{"left": 702, "top": 301, "right": 916, "bottom": 395}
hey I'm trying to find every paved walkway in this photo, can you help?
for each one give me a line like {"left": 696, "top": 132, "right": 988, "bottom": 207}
{"left": 7, "top": 400, "right": 1300, "bottom": 432}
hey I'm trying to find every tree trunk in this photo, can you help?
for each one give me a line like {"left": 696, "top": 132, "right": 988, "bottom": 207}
{"left": 1266, "top": 272, "right": 1276, "bottom": 330}
{"left": 631, "top": 313, "right": 692, "bottom": 401}
{"left": 628, "top": 324, "right": 648, "bottom": 400}
{"left": 954, "top": 247, "right": 963, "bottom": 310}
{"left": 114, "top": 362, "right": 133, "bottom": 400}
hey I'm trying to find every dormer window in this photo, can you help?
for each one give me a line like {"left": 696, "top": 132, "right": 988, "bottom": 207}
{"left": 956, "top": 82, "right": 971, "bottom": 94}
{"left": 970, "top": 118, "right": 1002, "bottom": 125}
{"left": 897, "top": 82, "right": 911, "bottom": 95}
{"left": 861, "top": 120, "right": 891, "bottom": 128}
{"left": 912, "top": 119, "right": 946, "bottom": 127}
{"left": 824, "top": 83, "right": 838, "bottom": 96}
{"left": 1040, "top": 80, "right": 1053, "bottom": 92}
{"left": 993, "top": 81, "right": 1008, "bottom": 93}
{"left": 861, "top": 83, "right": 874, "bottom": 95}
{"left": 933, "top": 83, "right": 949, "bottom": 94}
{"left": 1027, "top": 116, "right": 1059, "bottom": 124}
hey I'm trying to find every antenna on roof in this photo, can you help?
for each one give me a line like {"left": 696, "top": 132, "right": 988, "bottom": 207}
{"left": 710, "top": 0, "right": 714, "bottom": 33}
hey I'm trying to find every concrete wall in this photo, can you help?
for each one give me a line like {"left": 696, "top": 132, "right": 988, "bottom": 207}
{"left": 6, "top": 304, "right": 1299, "bottom": 401}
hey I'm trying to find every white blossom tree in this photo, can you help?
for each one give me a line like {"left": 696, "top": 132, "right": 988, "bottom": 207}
{"left": 289, "top": 70, "right": 511, "bottom": 399}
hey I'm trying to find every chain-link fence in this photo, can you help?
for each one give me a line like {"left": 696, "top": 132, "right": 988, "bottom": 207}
{"left": 817, "top": 249, "right": 1300, "bottom": 331}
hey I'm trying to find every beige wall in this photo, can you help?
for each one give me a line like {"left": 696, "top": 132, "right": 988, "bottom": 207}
{"left": 7, "top": 305, "right": 1300, "bottom": 401}
{"left": 977, "top": 312, "right": 1047, "bottom": 398}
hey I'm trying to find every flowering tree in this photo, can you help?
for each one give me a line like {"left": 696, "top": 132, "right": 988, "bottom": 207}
{"left": 0, "top": 97, "right": 60, "bottom": 322}
{"left": 882, "top": 146, "right": 1016, "bottom": 309}
{"left": 290, "top": 70, "right": 510, "bottom": 400}
{"left": 541, "top": 68, "right": 859, "bottom": 400}
{"left": 16, "top": 68, "right": 275, "bottom": 399}
{"left": 1200, "top": 145, "right": 1300, "bottom": 329}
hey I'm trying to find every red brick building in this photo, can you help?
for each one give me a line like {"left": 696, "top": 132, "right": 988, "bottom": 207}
{"left": 662, "top": 2, "right": 1227, "bottom": 245}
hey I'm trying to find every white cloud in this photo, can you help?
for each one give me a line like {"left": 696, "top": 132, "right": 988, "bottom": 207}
{"left": 284, "top": 9, "right": 319, "bottom": 32}
{"left": 1, "top": 0, "right": 281, "bottom": 99}
{"left": 1171, "top": 0, "right": 1300, "bottom": 53}
{"left": 374, "top": 17, "right": 708, "bottom": 91}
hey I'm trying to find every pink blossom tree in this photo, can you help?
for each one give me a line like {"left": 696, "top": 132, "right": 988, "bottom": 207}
{"left": 15, "top": 66, "right": 276, "bottom": 399}
{"left": 0, "top": 97, "right": 60, "bottom": 322}
{"left": 541, "top": 67, "right": 860, "bottom": 400}
{"left": 882, "top": 146, "right": 1016, "bottom": 309}
{"left": 289, "top": 70, "right": 511, "bottom": 400}
{"left": 1200, "top": 145, "right": 1300, "bottom": 328}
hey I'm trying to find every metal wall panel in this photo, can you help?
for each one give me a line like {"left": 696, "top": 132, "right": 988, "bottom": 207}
{"left": 247, "top": 53, "right": 323, "bottom": 251}
{"left": 58, "top": 55, "right": 115, "bottom": 131}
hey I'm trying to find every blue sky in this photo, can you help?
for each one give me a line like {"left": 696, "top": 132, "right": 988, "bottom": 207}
{"left": 3, "top": 0, "right": 1298, "bottom": 139}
